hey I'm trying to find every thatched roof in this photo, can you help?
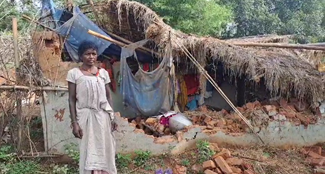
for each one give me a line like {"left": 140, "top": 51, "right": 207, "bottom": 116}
{"left": 91, "top": 0, "right": 325, "bottom": 104}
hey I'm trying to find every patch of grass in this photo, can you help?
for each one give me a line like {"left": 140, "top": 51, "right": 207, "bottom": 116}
{"left": 181, "top": 159, "right": 190, "bottom": 167}
{"left": 133, "top": 150, "right": 151, "bottom": 167}
{"left": 64, "top": 143, "right": 80, "bottom": 164}
{"left": 116, "top": 153, "right": 132, "bottom": 169}
{"left": 196, "top": 140, "right": 215, "bottom": 163}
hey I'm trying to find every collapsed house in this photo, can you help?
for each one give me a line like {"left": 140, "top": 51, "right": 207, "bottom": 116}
{"left": 1, "top": 0, "right": 325, "bottom": 154}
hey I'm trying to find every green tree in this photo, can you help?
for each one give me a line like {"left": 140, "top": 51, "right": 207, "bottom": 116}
{"left": 0, "top": 0, "right": 39, "bottom": 33}
{"left": 135, "top": 0, "right": 233, "bottom": 37}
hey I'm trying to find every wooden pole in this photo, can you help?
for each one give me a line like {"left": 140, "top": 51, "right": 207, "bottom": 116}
{"left": 12, "top": 18, "right": 23, "bottom": 152}
{"left": 88, "top": 29, "right": 160, "bottom": 57}
{"left": 230, "top": 42, "right": 325, "bottom": 51}
{"left": 0, "top": 85, "right": 68, "bottom": 91}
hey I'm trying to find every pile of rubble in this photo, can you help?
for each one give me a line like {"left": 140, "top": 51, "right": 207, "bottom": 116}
{"left": 187, "top": 98, "right": 319, "bottom": 134}
{"left": 201, "top": 149, "right": 255, "bottom": 174}
{"left": 130, "top": 98, "right": 320, "bottom": 137}
{"left": 172, "top": 142, "right": 257, "bottom": 174}
{"left": 301, "top": 145, "right": 325, "bottom": 174}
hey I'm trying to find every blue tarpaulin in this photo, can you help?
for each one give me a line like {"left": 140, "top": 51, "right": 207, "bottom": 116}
{"left": 54, "top": 7, "right": 113, "bottom": 62}
{"left": 41, "top": 0, "right": 154, "bottom": 63}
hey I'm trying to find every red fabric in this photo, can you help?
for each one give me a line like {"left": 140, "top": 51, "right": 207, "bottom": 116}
{"left": 143, "top": 63, "right": 150, "bottom": 72}
{"left": 184, "top": 74, "right": 199, "bottom": 95}
{"left": 101, "top": 63, "right": 117, "bottom": 92}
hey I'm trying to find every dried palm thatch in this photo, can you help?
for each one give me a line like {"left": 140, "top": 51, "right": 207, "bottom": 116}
{"left": 91, "top": 0, "right": 325, "bottom": 104}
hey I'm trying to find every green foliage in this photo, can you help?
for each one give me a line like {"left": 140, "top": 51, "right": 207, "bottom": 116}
{"left": 116, "top": 153, "right": 132, "bottom": 169}
{"left": 181, "top": 159, "right": 190, "bottom": 167}
{"left": 1, "top": 160, "right": 41, "bottom": 174}
{"left": 133, "top": 150, "right": 151, "bottom": 166}
{"left": 0, "top": 145, "right": 41, "bottom": 174}
{"left": 220, "top": 0, "right": 325, "bottom": 42}
{"left": 52, "top": 164, "right": 78, "bottom": 174}
{"left": 64, "top": 143, "right": 80, "bottom": 164}
{"left": 135, "top": 0, "right": 233, "bottom": 37}
{"left": 196, "top": 140, "right": 215, "bottom": 163}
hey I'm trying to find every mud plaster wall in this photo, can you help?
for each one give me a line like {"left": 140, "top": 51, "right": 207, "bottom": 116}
{"left": 41, "top": 90, "right": 325, "bottom": 155}
{"left": 32, "top": 31, "right": 79, "bottom": 86}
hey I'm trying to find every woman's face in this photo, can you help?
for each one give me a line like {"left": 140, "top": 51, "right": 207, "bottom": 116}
{"left": 81, "top": 48, "right": 97, "bottom": 66}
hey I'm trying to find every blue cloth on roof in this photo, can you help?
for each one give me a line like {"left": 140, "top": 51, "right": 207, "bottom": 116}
{"left": 54, "top": 7, "right": 112, "bottom": 62}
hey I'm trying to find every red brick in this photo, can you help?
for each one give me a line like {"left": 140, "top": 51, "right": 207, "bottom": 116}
{"left": 263, "top": 105, "right": 278, "bottom": 116}
{"left": 199, "top": 105, "right": 208, "bottom": 112}
{"left": 307, "top": 151, "right": 324, "bottom": 159}
{"left": 245, "top": 102, "right": 255, "bottom": 111}
{"left": 306, "top": 146, "right": 322, "bottom": 156}
{"left": 244, "top": 170, "right": 255, "bottom": 174}
{"left": 217, "top": 119, "right": 226, "bottom": 128}
{"left": 213, "top": 148, "right": 231, "bottom": 159}
{"left": 173, "top": 165, "right": 187, "bottom": 174}
{"left": 209, "top": 143, "right": 220, "bottom": 152}
{"left": 204, "top": 169, "right": 218, "bottom": 174}
{"left": 230, "top": 166, "right": 243, "bottom": 173}
{"left": 280, "top": 111, "right": 296, "bottom": 119}
{"left": 279, "top": 98, "right": 288, "bottom": 108}
{"left": 293, "top": 101, "right": 308, "bottom": 112}
{"left": 215, "top": 168, "right": 222, "bottom": 174}
{"left": 237, "top": 107, "right": 245, "bottom": 113}
{"left": 221, "top": 109, "right": 229, "bottom": 116}
{"left": 203, "top": 160, "right": 217, "bottom": 170}
{"left": 226, "top": 157, "right": 244, "bottom": 166}
{"left": 296, "top": 114, "right": 310, "bottom": 126}
{"left": 253, "top": 101, "right": 261, "bottom": 108}
{"left": 191, "top": 164, "right": 203, "bottom": 173}
{"left": 204, "top": 116, "right": 213, "bottom": 125}
{"left": 305, "top": 157, "right": 325, "bottom": 166}
{"left": 214, "top": 156, "right": 233, "bottom": 174}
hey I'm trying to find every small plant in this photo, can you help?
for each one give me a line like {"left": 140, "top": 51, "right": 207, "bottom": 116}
{"left": 181, "top": 159, "right": 190, "bottom": 167}
{"left": 1, "top": 160, "right": 41, "bottom": 174}
{"left": 64, "top": 143, "right": 80, "bottom": 164}
{"left": 196, "top": 140, "right": 215, "bottom": 163}
{"left": 133, "top": 150, "right": 151, "bottom": 166}
{"left": 116, "top": 153, "right": 132, "bottom": 169}
{"left": 53, "top": 164, "right": 69, "bottom": 174}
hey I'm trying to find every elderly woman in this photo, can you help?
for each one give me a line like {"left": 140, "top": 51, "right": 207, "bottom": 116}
{"left": 66, "top": 41, "right": 117, "bottom": 174}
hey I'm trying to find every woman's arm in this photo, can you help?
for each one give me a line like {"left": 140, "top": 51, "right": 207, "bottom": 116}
{"left": 68, "top": 82, "right": 83, "bottom": 138}
{"left": 105, "top": 84, "right": 112, "bottom": 106}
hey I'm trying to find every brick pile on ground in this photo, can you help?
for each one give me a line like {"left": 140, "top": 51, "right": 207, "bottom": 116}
{"left": 171, "top": 142, "right": 312, "bottom": 174}
{"left": 200, "top": 143, "right": 255, "bottom": 174}
{"left": 301, "top": 145, "right": 325, "bottom": 174}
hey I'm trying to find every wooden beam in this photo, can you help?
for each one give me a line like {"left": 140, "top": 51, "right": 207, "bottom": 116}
{"left": 87, "top": 29, "right": 160, "bottom": 57}
{"left": 230, "top": 42, "right": 325, "bottom": 51}
{"left": 0, "top": 85, "right": 68, "bottom": 91}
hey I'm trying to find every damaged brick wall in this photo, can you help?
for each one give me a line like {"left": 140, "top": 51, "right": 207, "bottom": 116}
{"left": 32, "top": 31, "right": 79, "bottom": 86}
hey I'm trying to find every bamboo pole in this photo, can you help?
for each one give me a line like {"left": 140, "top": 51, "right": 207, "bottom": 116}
{"left": 231, "top": 42, "right": 325, "bottom": 51}
{"left": 0, "top": 85, "right": 68, "bottom": 91}
{"left": 22, "top": 15, "right": 55, "bottom": 31}
{"left": 88, "top": 29, "right": 161, "bottom": 57}
{"left": 12, "top": 18, "right": 24, "bottom": 151}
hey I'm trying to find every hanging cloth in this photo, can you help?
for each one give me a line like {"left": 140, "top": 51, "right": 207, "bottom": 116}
{"left": 120, "top": 44, "right": 174, "bottom": 116}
